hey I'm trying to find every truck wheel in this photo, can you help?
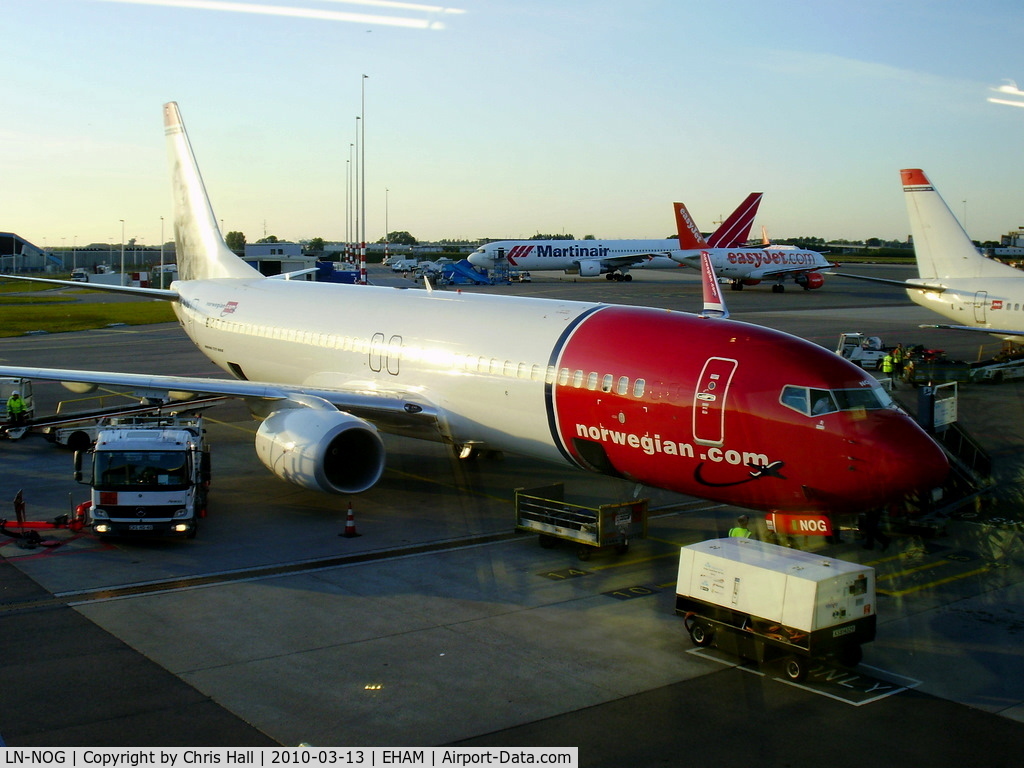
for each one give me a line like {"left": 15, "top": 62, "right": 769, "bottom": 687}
{"left": 688, "top": 621, "right": 714, "bottom": 647}
{"left": 783, "top": 657, "right": 808, "bottom": 683}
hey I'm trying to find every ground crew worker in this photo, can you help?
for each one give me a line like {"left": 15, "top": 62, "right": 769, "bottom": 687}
{"left": 728, "top": 514, "right": 753, "bottom": 538}
{"left": 892, "top": 343, "right": 905, "bottom": 378}
{"left": 881, "top": 352, "right": 895, "bottom": 388}
{"left": 6, "top": 391, "right": 27, "bottom": 427}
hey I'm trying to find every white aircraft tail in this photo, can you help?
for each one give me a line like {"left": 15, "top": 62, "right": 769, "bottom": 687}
{"left": 902, "top": 168, "right": 1018, "bottom": 281}
{"left": 164, "top": 102, "right": 262, "bottom": 281}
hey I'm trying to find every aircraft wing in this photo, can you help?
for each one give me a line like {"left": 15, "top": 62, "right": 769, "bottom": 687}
{"left": 919, "top": 323, "right": 1024, "bottom": 338}
{"left": 0, "top": 274, "right": 179, "bottom": 301}
{"left": 600, "top": 252, "right": 673, "bottom": 268}
{"left": 754, "top": 263, "right": 833, "bottom": 279}
{"left": 0, "top": 365, "right": 443, "bottom": 438}
{"left": 826, "top": 271, "right": 948, "bottom": 294}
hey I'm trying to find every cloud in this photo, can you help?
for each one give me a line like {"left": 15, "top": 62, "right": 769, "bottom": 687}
{"left": 90, "top": 0, "right": 465, "bottom": 29}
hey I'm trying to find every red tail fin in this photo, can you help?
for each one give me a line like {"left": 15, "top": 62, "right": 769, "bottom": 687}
{"left": 674, "top": 203, "right": 709, "bottom": 249}
{"left": 707, "top": 192, "right": 763, "bottom": 248}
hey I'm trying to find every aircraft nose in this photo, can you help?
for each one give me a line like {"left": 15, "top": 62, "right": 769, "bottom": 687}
{"left": 869, "top": 416, "right": 949, "bottom": 501}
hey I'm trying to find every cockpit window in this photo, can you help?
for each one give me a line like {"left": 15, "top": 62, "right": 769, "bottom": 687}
{"left": 780, "top": 383, "right": 892, "bottom": 417}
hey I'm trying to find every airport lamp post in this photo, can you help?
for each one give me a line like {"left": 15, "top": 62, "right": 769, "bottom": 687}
{"left": 119, "top": 219, "right": 125, "bottom": 285}
{"left": 360, "top": 73, "right": 367, "bottom": 285}
{"left": 160, "top": 216, "right": 165, "bottom": 287}
{"left": 354, "top": 118, "right": 360, "bottom": 268}
{"left": 385, "top": 187, "right": 389, "bottom": 264}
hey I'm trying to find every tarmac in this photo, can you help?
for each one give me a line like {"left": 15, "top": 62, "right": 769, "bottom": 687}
{"left": 2, "top": 264, "right": 1024, "bottom": 764}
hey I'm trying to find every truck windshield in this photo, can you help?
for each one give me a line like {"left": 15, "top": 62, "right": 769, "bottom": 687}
{"left": 94, "top": 451, "right": 190, "bottom": 490}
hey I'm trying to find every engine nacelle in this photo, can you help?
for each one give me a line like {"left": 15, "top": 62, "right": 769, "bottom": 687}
{"left": 741, "top": 278, "right": 762, "bottom": 286}
{"left": 576, "top": 260, "right": 604, "bottom": 277}
{"left": 797, "top": 271, "right": 825, "bottom": 290}
{"left": 255, "top": 408, "right": 386, "bottom": 494}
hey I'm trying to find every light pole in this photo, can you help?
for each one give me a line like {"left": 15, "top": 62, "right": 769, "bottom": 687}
{"left": 360, "top": 73, "right": 367, "bottom": 285}
{"left": 160, "top": 217, "right": 165, "bottom": 287}
{"left": 354, "top": 115, "right": 360, "bottom": 273}
{"left": 72, "top": 236, "right": 77, "bottom": 272}
{"left": 119, "top": 219, "right": 125, "bottom": 285}
{"left": 385, "top": 187, "right": 390, "bottom": 264}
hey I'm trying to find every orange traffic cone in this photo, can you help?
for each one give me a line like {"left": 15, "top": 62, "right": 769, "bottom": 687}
{"left": 340, "top": 502, "right": 361, "bottom": 538}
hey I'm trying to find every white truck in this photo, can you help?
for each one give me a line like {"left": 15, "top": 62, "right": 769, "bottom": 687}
{"left": 74, "top": 415, "right": 210, "bottom": 538}
{"left": 836, "top": 332, "right": 891, "bottom": 369}
{"left": 675, "top": 538, "right": 875, "bottom": 681}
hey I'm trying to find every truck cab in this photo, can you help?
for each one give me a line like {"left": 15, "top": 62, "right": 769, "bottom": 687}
{"left": 75, "top": 416, "right": 210, "bottom": 538}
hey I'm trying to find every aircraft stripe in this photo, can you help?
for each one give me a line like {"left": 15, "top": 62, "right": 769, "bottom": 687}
{"left": 543, "top": 304, "right": 608, "bottom": 468}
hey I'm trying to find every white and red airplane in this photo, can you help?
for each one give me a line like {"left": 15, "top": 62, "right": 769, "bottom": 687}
{"left": 833, "top": 169, "right": 1024, "bottom": 341}
{"left": 0, "top": 103, "right": 947, "bottom": 517}
{"left": 670, "top": 202, "right": 835, "bottom": 292}
{"left": 466, "top": 193, "right": 763, "bottom": 282}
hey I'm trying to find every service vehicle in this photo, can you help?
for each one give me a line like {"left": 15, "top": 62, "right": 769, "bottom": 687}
{"left": 676, "top": 537, "right": 875, "bottom": 682}
{"left": 74, "top": 415, "right": 210, "bottom": 538}
{"left": 836, "top": 332, "right": 893, "bottom": 369}
{"left": 0, "top": 377, "right": 35, "bottom": 436}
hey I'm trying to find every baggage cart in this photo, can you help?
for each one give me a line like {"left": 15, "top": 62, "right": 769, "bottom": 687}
{"left": 515, "top": 483, "right": 648, "bottom": 560}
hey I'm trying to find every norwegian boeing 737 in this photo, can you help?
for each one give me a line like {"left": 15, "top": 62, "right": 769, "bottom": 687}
{"left": 834, "top": 169, "right": 1024, "bottom": 340}
{"left": 670, "top": 202, "right": 836, "bottom": 292}
{"left": 0, "top": 104, "right": 947, "bottom": 518}
{"left": 467, "top": 193, "right": 763, "bottom": 282}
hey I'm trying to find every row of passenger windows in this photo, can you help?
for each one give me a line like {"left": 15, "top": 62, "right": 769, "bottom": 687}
{"left": 203, "top": 314, "right": 647, "bottom": 398}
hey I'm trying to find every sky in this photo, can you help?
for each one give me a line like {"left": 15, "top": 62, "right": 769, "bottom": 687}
{"left": 4, "top": 0, "right": 1024, "bottom": 250}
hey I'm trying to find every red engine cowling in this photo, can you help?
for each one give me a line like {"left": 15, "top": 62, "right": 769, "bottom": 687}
{"left": 800, "top": 272, "right": 825, "bottom": 289}
{"left": 741, "top": 278, "right": 762, "bottom": 286}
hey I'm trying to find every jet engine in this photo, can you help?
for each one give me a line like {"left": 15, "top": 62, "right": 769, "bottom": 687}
{"left": 576, "top": 261, "right": 604, "bottom": 277}
{"left": 255, "top": 407, "right": 386, "bottom": 494}
{"left": 796, "top": 272, "right": 825, "bottom": 290}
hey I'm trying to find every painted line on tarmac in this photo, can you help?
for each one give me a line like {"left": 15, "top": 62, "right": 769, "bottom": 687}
{"left": 0, "top": 530, "right": 522, "bottom": 614}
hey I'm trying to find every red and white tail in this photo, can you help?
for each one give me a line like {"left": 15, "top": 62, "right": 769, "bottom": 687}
{"left": 673, "top": 203, "right": 709, "bottom": 250}
{"left": 707, "top": 192, "right": 763, "bottom": 248}
{"left": 699, "top": 251, "right": 729, "bottom": 319}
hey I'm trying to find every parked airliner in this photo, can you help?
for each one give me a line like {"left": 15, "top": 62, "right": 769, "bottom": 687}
{"left": 670, "top": 202, "right": 835, "bottom": 292}
{"left": 833, "top": 169, "right": 1024, "bottom": 341}
{"left": 0, "top": 103, "right": 947, "bottom": 517}
{"left": 467, "top": 193, "right": 763, "bottom": 282}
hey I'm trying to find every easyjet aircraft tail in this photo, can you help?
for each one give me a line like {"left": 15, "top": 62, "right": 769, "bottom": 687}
{"left": 164, "top": 102, "right": 262, "bottom": 282}
{"left": 902, "top": 168, "right": 1019, "bottom": 281}
{"left": 674, "top": 202, "right": 709, "bottom": 249}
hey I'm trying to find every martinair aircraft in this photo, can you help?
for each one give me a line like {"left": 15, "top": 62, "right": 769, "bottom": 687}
{"left": 670, "top": 202, "right": 836, "bottom": 293}
{"left": 833, "top": 169, "right": 1024, "bottom": 341}
{"left": 0, "top": 103, "right": 948, "bottom": 517}
{"left": 466, "top": 193, "right": 764, "bottom": 282}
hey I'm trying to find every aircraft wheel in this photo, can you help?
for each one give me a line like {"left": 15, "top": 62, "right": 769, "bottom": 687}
{"left": 772, "top": 284, "right": 785, "bottom": 293}
{"left": 688, "top": 620, "right": 714, "bottom": 647}
{"left": 605, "top": 273, "right": 615, "bottom": 280}
{"left": 623, "top": 273, "right": 633, "bottom": 282}
{"left": 783, "top": 657, "right": 808, "bottom": 682}
{"left": 730, "top": 282, "right": 743, "bottom": 291}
